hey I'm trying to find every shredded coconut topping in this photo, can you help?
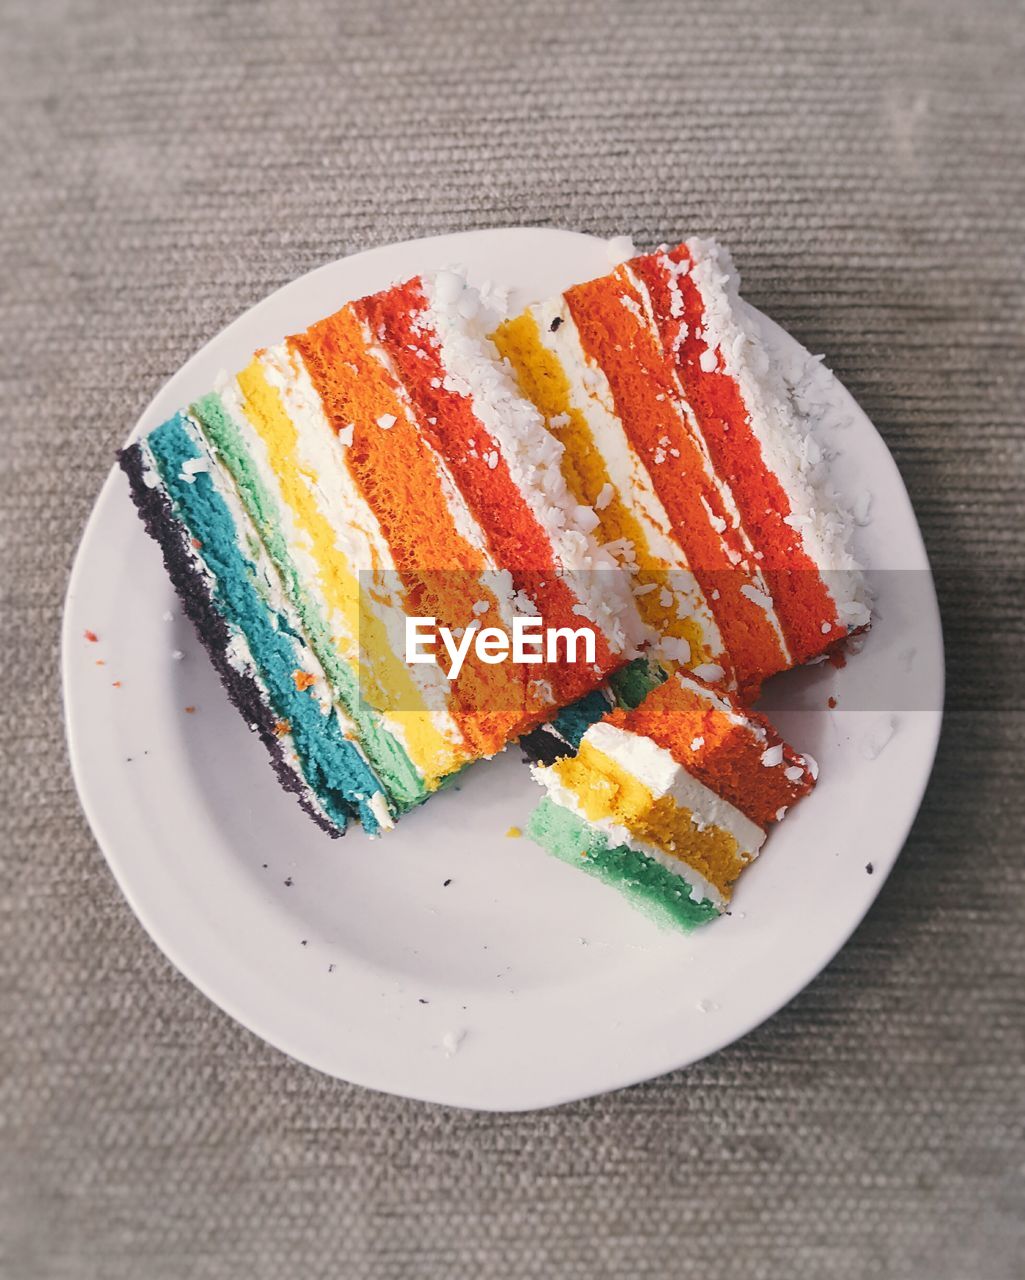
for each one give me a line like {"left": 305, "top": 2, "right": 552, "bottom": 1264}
{"left": 419, "top": 269, "right": 645, "bottom": 655}
{"left": 685, "top": 237, "right": 869, "bottom": 630}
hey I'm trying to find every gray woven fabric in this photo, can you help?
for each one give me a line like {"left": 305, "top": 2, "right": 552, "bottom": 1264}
{"left": 3, "top": 0, "right": 1024, "bottom": 1276}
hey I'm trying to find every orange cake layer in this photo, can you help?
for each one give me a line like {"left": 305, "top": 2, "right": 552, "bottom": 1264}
{"left": 608, "top": 670, "right": 815, "bottom": 829}
{"left": 292, "top": 310, "right": 531, "bottom": 756}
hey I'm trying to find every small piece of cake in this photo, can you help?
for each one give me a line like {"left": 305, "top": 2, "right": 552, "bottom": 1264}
{"left": 527, "top": 670, "right": 817, "bottom": 928}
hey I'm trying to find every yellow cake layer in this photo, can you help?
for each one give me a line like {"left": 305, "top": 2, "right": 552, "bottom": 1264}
{"left": 547, "top": 737, "right": 752, "bottom": 898}
{"left": 492, "top": 310, "right": 717, "bottom": 671}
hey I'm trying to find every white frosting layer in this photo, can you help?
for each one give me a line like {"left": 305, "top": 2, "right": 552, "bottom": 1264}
{"left": 420, "top": 271, "right": 645, "bottom": 658}
{"left": 582, "top": 720, "right": 765, "bottom": 852}
{"left": 684, "top": 238, "right": 869, "bottom": 629}
{"left": 533, "top": 763, "right": 725, "bottom": 910}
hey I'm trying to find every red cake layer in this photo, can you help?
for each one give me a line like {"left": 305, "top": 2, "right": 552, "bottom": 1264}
{"left": 631, "top": 245, "right": 845, "bottom": 664}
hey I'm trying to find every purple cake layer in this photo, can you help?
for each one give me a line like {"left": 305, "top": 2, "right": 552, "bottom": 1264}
{"left": 120, "top": 440, "right": 342, "bottom": 839}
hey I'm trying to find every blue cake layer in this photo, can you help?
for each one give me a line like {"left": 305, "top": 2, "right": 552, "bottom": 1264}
{"left": 144, "top": 412, "right": 390, "bottom": 835}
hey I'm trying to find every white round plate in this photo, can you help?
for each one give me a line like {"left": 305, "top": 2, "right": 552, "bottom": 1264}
{"left": 63, "top": 229, "right": 944, "bottom": 1111}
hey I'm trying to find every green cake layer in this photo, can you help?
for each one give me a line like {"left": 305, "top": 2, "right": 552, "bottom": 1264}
{"left": 526, "top": 796, "right": 719, "bottom": 931}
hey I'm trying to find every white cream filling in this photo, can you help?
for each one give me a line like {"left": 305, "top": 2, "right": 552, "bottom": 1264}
{"left": 581, "top": 720, "right": 765, "bottom": 853}
{"left": 420, "top": 271, "right": 645, "bottom": 658}
{"left": 368, "top": 790, "right": 393, "bottom": 830}
{"left": 684, "top": 238, "right": 869, "bottom": 629}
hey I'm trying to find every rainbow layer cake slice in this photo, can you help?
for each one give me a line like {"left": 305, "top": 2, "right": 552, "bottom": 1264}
{"left": 494, "top": 237, "right": 868, "bottom": 700}
{"left": 122, "top": 234, "right": 864, "bottom": 852}
{"left": 527, "top": 670, "right": 817, "bottom": 928}
{"left": 121, "top": 270, "right": 643, "bottom": 837}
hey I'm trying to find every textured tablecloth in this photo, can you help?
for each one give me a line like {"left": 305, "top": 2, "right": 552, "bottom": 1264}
{"left": 3, "top": 0, "right": 1023, "bottom": 1276}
